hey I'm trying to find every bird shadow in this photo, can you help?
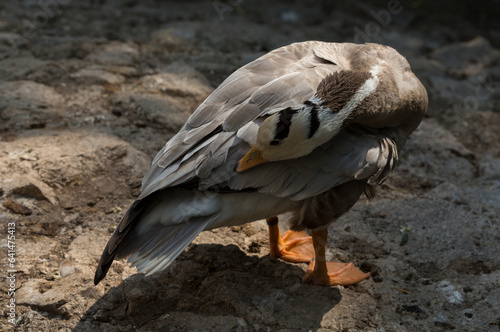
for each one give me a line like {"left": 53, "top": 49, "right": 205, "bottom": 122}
{"left": 75, "top": 243, "right": 342, "bottom": 331}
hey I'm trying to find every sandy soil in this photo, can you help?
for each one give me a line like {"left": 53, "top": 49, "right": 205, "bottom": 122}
{"left": 0, "top": 1, "right": 500, "bottom": 331}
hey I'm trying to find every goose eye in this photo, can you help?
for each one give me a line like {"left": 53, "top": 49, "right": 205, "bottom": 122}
{"left": 270, "top": 139, "right": 281, "bottom": 146}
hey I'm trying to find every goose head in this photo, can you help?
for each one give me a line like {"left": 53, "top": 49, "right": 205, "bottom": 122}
{"left": 236, "top": 105, "right": 323, "bottom": 172}
{"left": 237, "top": 49, "right": 428, "bottom": 173}
{"left": 236, "top": 96, "right": 341, "bottom": 172}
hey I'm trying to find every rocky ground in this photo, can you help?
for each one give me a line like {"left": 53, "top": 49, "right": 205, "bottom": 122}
{"left": 1, "top": 1, "right": 500, "bottom": 331}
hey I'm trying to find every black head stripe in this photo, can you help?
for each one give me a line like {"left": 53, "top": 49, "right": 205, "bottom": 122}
{"left": 308, "top": 106, "right": 320, "bottom": 138}
{"left": 274, "top": 107, "right": 297, "bottom": 141}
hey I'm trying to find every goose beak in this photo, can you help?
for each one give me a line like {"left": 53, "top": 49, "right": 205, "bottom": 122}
{"left": 236, "top": 146, "right": 268, "bottom": 172}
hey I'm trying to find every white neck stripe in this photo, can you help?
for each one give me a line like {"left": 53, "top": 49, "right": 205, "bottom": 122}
{"left": 320, "top": 64, "right": 380, "bottom": 132}
{"left": 308, "top": 94, "right": 323, "bottom": 105}
{"left": 339, "top": 65, "right": 380, "bottom": 117}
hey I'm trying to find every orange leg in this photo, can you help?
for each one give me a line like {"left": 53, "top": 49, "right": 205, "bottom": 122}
{"left": 302, "top": 228, "right": 370, "bottom": 286}
{"left": 267, "top": 217, "right": 314, "bottom": 263}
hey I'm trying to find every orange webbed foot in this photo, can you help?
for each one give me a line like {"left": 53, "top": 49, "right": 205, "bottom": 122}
{"left": 302, "top": 259, "right": 370, "bottom": 286}
{"left": 301, "top": 228, "right": 370, "bottom": 286}
{"left": 267, "top": 217, "right": 314, "bottom": 263}
{"left": 271, "top": 229, "right": 314, "bottom": 263}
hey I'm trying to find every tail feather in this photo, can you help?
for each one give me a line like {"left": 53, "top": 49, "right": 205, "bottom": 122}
{"left": 94, "top": 189, "right": 218, "bottom": 285}
{"left": 140, "top": 221, "right": 209, "bottom": 276}
{"left": 128, "top": 217, "right": 212, "bottom": 274}
{"left": 94, "top": 199, "right": 146, "bottom": 285}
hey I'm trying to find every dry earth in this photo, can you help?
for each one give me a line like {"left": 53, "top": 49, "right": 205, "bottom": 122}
{"left": 1, "top": 1, "right": 500, "bottom": 331}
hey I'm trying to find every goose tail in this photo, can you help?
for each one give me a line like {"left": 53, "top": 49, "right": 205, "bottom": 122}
{"left": 94, "top": 189, "right": 218, "bottom": 285}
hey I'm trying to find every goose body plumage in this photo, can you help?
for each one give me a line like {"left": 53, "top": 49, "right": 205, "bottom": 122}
{"left": 94, "top": 41, "right": 428, "bottom": 285}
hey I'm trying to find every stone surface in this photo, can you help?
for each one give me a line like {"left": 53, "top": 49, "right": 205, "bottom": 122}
{"left": 70, "top": 67, "right": 126, "bottom": 85}
{"left": 85, "top": 42, "right": 139, "bottom": 66}
{"left": 0, "top": 80, "right": 64, "bottom": 110}
{"left": 0, "top": 1, "right": 499, "bottom": 331}
{"left": 431, "top": 36, "right": 496, "bottom": 72}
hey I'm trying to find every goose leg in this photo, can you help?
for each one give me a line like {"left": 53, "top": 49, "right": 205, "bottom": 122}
{"left": 266, "top": 217, "right": 314, "bottom": 263}
{"left": 302, "top": 228, "right": 370, "bottom": 286}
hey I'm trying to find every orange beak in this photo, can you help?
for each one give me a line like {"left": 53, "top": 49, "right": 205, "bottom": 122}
{"left": 236, "top": 146, "right": 268, "bottom": 172}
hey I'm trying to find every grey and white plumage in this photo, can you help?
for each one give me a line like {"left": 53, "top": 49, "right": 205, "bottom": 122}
{"left": 94, "top": 41, "right": 428, "bottom": 284}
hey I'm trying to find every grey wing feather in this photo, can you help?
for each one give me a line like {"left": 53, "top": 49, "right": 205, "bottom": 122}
{"left": 227, "top": 131, "right": 399, "bottom": 201}
{"left": 367, "top": 137, "right": 398, "bottom": 185}
{"left": 195, "top": 132, "right": 236, "bottom": 179}
{"left": 222, "top": 72, "right": 317, "bottom": 132}
{"left": 141, "top": 41, "right": 343, "bottom": 197}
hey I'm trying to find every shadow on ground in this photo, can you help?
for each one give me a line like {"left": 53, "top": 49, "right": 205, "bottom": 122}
{"left": 75, "top": 244, "right": 342, "bottom": 331}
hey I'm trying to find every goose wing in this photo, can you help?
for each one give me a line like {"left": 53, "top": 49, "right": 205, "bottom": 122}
{"left": 226, "top": 130, "right": 399, "bottom": 201}
{"left": 140, "top": 41, "right": 344, "bottom": 198}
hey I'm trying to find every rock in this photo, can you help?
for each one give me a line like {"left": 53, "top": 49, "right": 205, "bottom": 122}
{"left": 16, "top": 276, "right": 97, "bottom": 319}
{"left": 85, "top": 42, "right": 139, "bottom": 66}
{"left": 437, "top": 280, "right": 464, "bottom": 304}
{"left": 57, "top": 194, "right": 76, "bottom": 210}
{"left": 60, "top": 260, "right": 79, "bottom": 277}
{"left": 0, "top": 129, "right": 150, "bottom": 192}
{"left": 2, "top": 177, "right": 57, "bottom": 205}
{"left": 14, "top": 236, "right": 60, "bottom": 275}
{"left": 67, "top": 233, "right": 107, "bottom": 266}
{"left": 463, "top": 111, "right": 500, "bottom": 151}
{"left": 102, "top": 65, "right": 138, "bottom": 77}
{"left": 480, "top": 154, "right": 500, "bottom": 179}
{"left": 380, "top": 31, "right": 426, "bottom": 56}
{"left": 428, "top": 74, "right": 476, "bottom": 103}
{"left": 150, "top": 25, "right": 197, "bottom": 52}
{"left": 108, "top": 64, "right": 212, "bottom": 135}
{"left": 431, "top": 36, "right": 497, "bottom": 73}
{"left": 0, "top": 32, "right": 28, "bottom": 59}
{"left": 281, "top": 10, "right": 301, "bottom": 23}
{"left": 0, "top": 57, "right": 47, "bottom": 80}
{"left": 140, "top": 71, "right": 212, "bottom": 100}
{"left": 0, "top": 80, "right": 64, "bottom": 110}
{"left": 12, "top": 183, "right": 50, "bottom": 201}
{"left": 32, "top": 219, "right": 63, "bottom": 237}
{"left": 144, "top": 312, "right": 248, "bottom": 331}
{"left": 0, "top": 109, "right": 50, "bottom": 130}
{"left": 2, "top": 199, "right": 32, "bottom": 215}
{"left": 393, "top": 119, "right": 478, "bottom": 186}
{"left": 0, "top": 80, "right": 64, "bottom": 129}
{"left": 70, "top": 66, "right": 126, "bottom": 84}
{"left": 0, "top": 32, "right": 28, "bottom": 48}
{"left": 107, "top": 64, "right": 213, "bottom": 132}
{"left": 129, "top": 93, "right": 192, "bottom": 131}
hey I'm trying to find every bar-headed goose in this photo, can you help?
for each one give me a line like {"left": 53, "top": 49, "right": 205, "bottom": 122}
{"left": 95, "top": 41, "right": 428, "bottom": 286}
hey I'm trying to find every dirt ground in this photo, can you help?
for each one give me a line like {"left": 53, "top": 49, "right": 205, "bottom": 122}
{"left": 1, "top": 1, "right": 500, "bottom": 331}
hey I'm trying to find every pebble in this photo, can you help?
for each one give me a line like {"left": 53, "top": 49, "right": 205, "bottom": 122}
{"left": 2, "top": 199, "right": 32, "bottom": 215}
{"left": 438, "top": 280, "right": 464, "bottom": 304}
{"left": 12, "top": 184, "right": 48, "bottom": 201}
{"left": 60, "top": 260, "right": 78, "bottom": 277}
